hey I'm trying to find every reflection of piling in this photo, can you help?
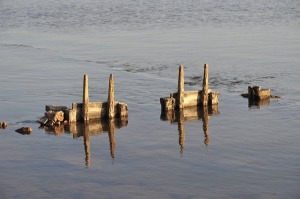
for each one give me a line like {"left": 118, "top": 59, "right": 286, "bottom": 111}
{"left": 202, "top": 64, "right": 209, "bottom": 106}
{"left": 161, "top": 105, "right": 219, "bottom": 152}
{"left": 108, "top": 74, "right": 115, "bottom": 119}
{"left": 108, "top": 119, "right": 116, "bottom": 159}
{"left": 202, "top": 106, "right": 210, "bottom": 146}
{"left": 178, "top": 110, "right": 185, "bottom": 154}
{"left": 178, "top": 65, "right": 185, "bottom": 109}
{"left": 83, "top": 123, "right": 90, "bottom": 168}
{"left": 82, "top": 74, "right": 89, "bottom": 122}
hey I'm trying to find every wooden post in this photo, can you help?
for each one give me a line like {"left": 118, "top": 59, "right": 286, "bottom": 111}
{"left": 202, "top": 64, "right": 209, "bottom": 106}
{"left": 178, "top": 65, "right": 184, "bottom": 109}
{"left": 82, "top": 74, "right": 89, "bottom": 122}
{"left": 107, "top": 74, "right": 115, "bottom": 119}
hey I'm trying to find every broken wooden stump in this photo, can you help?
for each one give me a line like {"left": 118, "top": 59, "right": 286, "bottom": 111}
{"left": 67, "top": 74, "right": 128, "bottom": 123}
{"left": 15, "top": 127, "right": 32, "bottom": 135}
{"left": 241, "top": 86, "right": 280, "bottom": 100}
{"left": 160, "top": 64, "right": 219, "bottom": 112}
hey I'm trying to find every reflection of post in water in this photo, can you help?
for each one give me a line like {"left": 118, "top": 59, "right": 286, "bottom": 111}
{"left": 83, "top": 122, "right": 90, "bottom": 168}
{"left": 161, "top": 105, "right": 219, "bottom": 151}
{"left": 248, "top": 98, "right": 270, "bottom": 108}
{"left": 108, "top": 119, "right": 116, "bottom": 159}
{"left": 202, "top": 106, "right": 210, "bottom": 146}
{"left": 178, "top": 110, "right": 185, "bottom": 155}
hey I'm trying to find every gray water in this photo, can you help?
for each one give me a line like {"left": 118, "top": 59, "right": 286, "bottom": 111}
{"left": 0, "top": 0, "right": 300, "bottom": 198}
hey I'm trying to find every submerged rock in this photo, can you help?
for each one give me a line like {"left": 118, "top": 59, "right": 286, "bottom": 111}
{"left": 42, "top": 110, "right": 64, "bottom": 126}
{"left": 16, "top": 127, "right": 32, "bottom": 135}
{"left": 2, "top": 122, "right": 8, "bottom": 129}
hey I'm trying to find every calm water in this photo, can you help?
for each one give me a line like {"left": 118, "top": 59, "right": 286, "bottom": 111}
{"left": 0, "top": 0, "right": 300, "bottom": 198}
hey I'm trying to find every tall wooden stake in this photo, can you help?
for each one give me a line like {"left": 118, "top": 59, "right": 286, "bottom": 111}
{"left": 178, "top": 65, "right": 184, "bottom": 109}
{"left": 108, "top": 74, "right": 115, "bottom": 119}
{"left": 202, "top": 64, "right": 209, "bottom": 106}
{"left": 82, "top": 74, "right": 89, "bottom": 122}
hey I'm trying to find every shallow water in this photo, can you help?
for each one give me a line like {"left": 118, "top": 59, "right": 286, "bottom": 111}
{"left": 0, "top": 0, "right": 300, "bottom": 198}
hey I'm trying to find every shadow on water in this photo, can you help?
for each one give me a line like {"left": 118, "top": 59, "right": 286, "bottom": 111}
{"left": 40, "top": 118, "right": 128, "bottom": 167}
{"left": 161, "top": 106, "right": 219, "bottom": 154}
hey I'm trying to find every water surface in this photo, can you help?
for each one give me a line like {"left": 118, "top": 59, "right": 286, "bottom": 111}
{"left": 0, "top": 0, "right": 299, "bottom": 198}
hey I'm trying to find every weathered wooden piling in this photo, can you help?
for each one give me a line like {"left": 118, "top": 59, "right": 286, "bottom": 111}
{"left": 82, "top": 74, "right": 89, "bottom": 122}
{"left": 160, "top": 64, "right": 219, "bottom": 111}
{"left": 107, "top": 74, "right": 115, "bottom": 119}
{"left": 61, "top": 74, "right": 128, "bottom": 123}
{"left": 178, "top": 65, "right": 185, "bottom": 109}
{"left": 202, "top": 64, "right": 209, "bottom": 106}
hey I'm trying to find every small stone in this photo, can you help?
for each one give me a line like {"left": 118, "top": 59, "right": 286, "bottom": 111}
{"left": 45, "top": 111, "right": 64, "bottom": 123}
{"left": 2, "top": 122, "right": 8, "bottom": 129}
{"left": 16, "top": 127, "right": 32, "bottom": 135}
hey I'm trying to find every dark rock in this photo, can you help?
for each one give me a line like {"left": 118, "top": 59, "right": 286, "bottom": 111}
{"left": 2, "top": 122, "right": 8, "bottom": 129}
{"left": 16, "top": 127, "right": 32, "bottom": 135}
{"left": 45, "top": 111, "right": 64, "bottom": 124}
